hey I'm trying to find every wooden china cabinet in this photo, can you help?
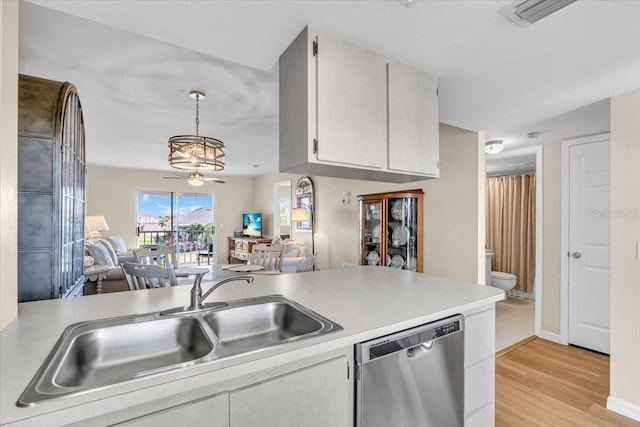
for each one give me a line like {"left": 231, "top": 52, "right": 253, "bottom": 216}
{"left": 358, "top": 189, "right": 423, "bottom": 272}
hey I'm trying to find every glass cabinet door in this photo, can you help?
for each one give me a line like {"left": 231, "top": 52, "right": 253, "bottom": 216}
{"left": 361, "top": 200, "right": 383, "bottom": 266}
{"left": 387, "top": 196, "right": 419, "bottom": 271}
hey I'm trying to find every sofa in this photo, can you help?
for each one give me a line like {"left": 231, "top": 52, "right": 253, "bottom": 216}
{"left": 83, "top": 234, "right": 137, "bottom": 294}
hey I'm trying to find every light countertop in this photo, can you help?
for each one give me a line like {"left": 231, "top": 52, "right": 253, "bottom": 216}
{"left": 0, "top": 267, "right": 503, "bottom": 425}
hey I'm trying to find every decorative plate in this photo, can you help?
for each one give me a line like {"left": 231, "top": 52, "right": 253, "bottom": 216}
{"left": 392, "top": 225, "right": 410, "bottom": 246}
{"left": 391, "top": 200, "right": 407, "bottom": 220}
{"left": 390, "top": 255, "right": 404, "bottom": 268}
{"left": 366, "top": 251, "right": 380, "bottom": 265}
{"left": 372, "top": 224, "right": 381, "bottom": 241}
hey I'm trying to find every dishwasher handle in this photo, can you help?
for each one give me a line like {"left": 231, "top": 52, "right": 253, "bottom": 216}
{"left": 356, "top": 314, "right": 463, "bottom": 363}
{"left": 407, "top": 340, "right": 434, "bottom": 358}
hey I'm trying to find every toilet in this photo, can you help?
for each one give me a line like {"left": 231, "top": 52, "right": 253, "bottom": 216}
{"left": 485, "top": 249, "right": 517, "bottom": 291}
{"left": 490, "top": 271, "right": 517, "bottom": 291}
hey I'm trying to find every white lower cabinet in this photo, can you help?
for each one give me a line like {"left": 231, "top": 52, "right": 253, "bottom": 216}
{"left": 114, "top": 354, "right": 351, "bottom": 427}
{"left": 118, "top": 393, "right": 229, "bottom": 426}
{"left": 463, "top": 307, "right": 496, "bottom": 426}
{"left": 230, "top": 356, "right": 350, "bottom": 427}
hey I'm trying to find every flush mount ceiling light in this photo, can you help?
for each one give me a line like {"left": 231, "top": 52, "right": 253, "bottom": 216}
{"left": 500, "top": 0, "right": 577, "bottom": 27}
{"left": 485, "top": 140, "right": 504, "bottom": 154}
{"left": 168, "top": 91, "right": 225, "bottom": 171}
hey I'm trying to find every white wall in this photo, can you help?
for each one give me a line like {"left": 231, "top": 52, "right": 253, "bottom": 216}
{"left": 86, "top": 166, "right": 254, "bottom": 264}
{"left": 541, "top": 140, "right": 562, "bottom": 334}
{"left": 251, "top": 124, "right": 485, "bottom": 282}
{"left": 0, "top": 0, "right": 19, "bottom": 330}
{"left": 423, "top": 124, "right": 485, "bottom": 283}
{"left": 609, "top": 89, "right": 640, "bottom": 415}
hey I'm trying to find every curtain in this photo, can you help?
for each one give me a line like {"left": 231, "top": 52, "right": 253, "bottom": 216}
{"left": 486, "top": 173, "right": 536, "bottom": 293}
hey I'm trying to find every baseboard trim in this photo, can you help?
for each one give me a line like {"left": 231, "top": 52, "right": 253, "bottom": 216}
{"left": 538, "top": 330, "right": 563, "bottom": 344}
{"left": 496, "top": 336, "right": 537, "bottom": 358}
{"left": 607, "top": 396, "right": 640, "bottom": 421}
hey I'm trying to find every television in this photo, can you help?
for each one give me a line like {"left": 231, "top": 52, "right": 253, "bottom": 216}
{"left": 242, "top": 213, "right": 262, "bottom": 238}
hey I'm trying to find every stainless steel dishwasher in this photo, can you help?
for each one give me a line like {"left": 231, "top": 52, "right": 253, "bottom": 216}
{"left": 355, "top": 315, "right": 464, "bottom": 427}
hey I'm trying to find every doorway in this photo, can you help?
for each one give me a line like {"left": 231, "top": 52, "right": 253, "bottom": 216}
{"left": 273, "top": 180, "right": 292, "bottom": 239}
{"left": 561, "top": 134, "right": 611, "bottom": 354}
{"left": 486, "top": 146, "right": 543, "bottom": 350}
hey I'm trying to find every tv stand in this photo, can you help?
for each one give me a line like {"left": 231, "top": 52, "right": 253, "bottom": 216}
{"left": 227, "top": 236, "right": 271, "bottom": 264}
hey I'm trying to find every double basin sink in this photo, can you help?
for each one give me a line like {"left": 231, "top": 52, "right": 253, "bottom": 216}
{"left": 18, "top": 295, "right": 342, "bottom": 406}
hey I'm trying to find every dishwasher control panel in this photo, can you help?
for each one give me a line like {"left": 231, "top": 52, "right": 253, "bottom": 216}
{"left": 434, "top": 320, "right": 461, "bottom": 338}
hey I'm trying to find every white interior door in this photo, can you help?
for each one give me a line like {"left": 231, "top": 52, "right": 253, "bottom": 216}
{"left": 568, "top": 138, "right": 610, "bottom": 354}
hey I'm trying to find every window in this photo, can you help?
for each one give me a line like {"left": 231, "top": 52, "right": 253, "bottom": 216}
{"left": 274, "top": 180, "right": 292, "bottom": 238}
{"left": 137, "top": 191, "right": 215, "bottom": 263}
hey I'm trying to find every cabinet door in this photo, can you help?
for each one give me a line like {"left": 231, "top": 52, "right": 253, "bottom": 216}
{"left": 230, "top": 356, "right": 350, "bottom": 427}
{"left": 316, "top": 33, "right": 387, "bottom": 169}
{"left": 118, "top": 393, "right": 229, "bottom": 426}
{"left": 387, "top": 196, "right": 420, "bottom": 271}
{"left": 387, "top": 61, "right": 439, "bottom": 176}
{"left": 361, "top": 200, "right": 383, "bottom": 266}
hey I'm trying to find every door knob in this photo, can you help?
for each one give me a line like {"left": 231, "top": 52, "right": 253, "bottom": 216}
{"left": 571, "top": 251, "right": 582, "bottom": 259}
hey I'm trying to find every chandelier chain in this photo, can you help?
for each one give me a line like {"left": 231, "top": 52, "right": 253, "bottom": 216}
{"left": 195, "top": 93, "right": 200, "bottom": 136}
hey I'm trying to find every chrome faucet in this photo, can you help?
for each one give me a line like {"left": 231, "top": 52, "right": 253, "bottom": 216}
{"left": 189, "top": 274, "right": 254, "bottom": 311}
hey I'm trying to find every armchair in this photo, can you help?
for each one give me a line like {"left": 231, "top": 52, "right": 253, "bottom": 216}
{"left": 279, "top": 240, "right": 307, "bottom": 273}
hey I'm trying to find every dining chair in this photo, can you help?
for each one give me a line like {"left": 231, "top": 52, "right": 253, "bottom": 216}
{"left": 121, "top": 262, "right": 178, "bottom": 290}
{"left": 133, "top": 246, "right": 179, "bottom": 268}
{"left": 248, "top": 244, "right": 284, "bottom": 272}
{"left": 133, "top": 246, "right": 183, "bottom": 274}
{"left": 198, "top": 242, "right": 215, "bottom": 265}
{"left": 296, "top": 254, "right": 317, "bottom": 273}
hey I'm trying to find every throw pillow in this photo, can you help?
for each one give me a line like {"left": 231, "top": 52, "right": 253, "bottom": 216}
{"left": 96, "top": 239, "right": 119, "bottom": 266}
{"left": 283, "top": 243, "right": 301, "bottom": 257}
{"left": 271, "top": 235, "right": 283, "bottom": 246}
{"left": 103, "top": 236, "right": 119, "bottom": 251}
{"left": 106, "top": 234, "right": 128, "bottom": 253}
{"left": 86, "top": 241, "right": 115, "bottom": 268}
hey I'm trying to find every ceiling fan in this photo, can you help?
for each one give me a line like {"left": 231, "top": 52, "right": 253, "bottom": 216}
{"left": 162, "top": 170, "right": 225, "bottom": 186}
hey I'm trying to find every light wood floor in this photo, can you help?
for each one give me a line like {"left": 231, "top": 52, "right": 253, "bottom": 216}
{"left": 495, "top": 337, "right": 640, "bottom": 426}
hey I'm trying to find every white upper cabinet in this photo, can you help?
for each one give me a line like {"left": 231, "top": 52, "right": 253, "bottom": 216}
{"left": 316, "top": 32, "right": 387, "bottom": 169}
{"left": 279, "top": 26, "right": 440, "bottom": 183}
{"left": 387, "top": 61, "right": 440, "bottom": 176}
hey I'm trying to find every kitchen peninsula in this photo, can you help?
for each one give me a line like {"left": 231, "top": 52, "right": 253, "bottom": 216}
{"left": 0, "top": 267, "right": 503, "bottom": 426}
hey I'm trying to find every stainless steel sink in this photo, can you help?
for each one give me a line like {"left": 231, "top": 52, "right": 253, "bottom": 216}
{"left": 203, "top": 295, "right": 336, "bottom": 351}
{"left": 18, "top": 314, "right": 214, "bottom": 406}
{"left": 18, "top": 295, "right": 341, "bottom": 407}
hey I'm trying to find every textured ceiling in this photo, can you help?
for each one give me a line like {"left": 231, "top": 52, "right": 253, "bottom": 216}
{"left": 20, "top": 0, "right": 640, "bottom": 176}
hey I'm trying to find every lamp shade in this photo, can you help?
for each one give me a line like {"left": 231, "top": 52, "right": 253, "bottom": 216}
{"left": 291, "top": 207, "right": 309, "bottom": 222}
{"left": 86, "top": 216, "right": 110, "bottom": 239}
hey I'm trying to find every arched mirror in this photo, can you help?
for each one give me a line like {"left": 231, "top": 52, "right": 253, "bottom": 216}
{"left": 293, "top": 176, "right": 314, "bottom": 233}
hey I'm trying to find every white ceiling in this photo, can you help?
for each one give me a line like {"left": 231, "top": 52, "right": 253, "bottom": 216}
{"left": 20, "top": 0, "right": 640, "bottom": 177}
{"left": 486, "top": 153, "right": 537, "bottom": 176}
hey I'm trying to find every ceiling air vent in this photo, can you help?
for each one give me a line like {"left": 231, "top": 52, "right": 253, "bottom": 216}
{"left": 500, "top": 0, "right": 577, "bottom": 27}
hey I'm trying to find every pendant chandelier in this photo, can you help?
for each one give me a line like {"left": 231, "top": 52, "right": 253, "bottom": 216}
{"left": 168, "top": 90, "right": 225, "bottom": 171}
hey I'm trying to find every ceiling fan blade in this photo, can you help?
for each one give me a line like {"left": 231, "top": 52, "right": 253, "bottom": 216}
{"left": 202, "top": 177, "right": 225, "bottom": 183}
{"left": 162, "top": 176, "right": 187, "bottom": 180}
